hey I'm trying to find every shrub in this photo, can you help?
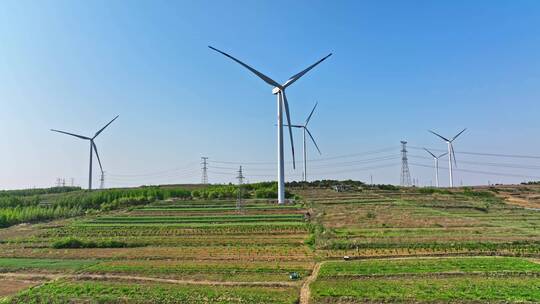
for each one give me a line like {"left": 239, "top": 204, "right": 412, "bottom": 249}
{"left": 52, "top": 237, "right": 132, "bottom": 249}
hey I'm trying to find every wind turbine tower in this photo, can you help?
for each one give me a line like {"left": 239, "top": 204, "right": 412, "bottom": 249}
{"left": 429, "top": 129, "right": 467, "bottom": 188}
{"left": 51, "top": 115, "right": 118, "bottom": 191}
{"left": 424, "top": 148, "right": 447, "bottom": 188}
{"left": 100, "top": 171, "right": 105, "bottom": 190}
{"left": 285, "top": 102, "right": 321, "bottom": 182}
{"left": 209, "top": 46, "right": 332, "bottom": 204}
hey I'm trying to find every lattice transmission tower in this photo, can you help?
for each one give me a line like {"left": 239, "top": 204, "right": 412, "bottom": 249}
{"left": 201, "top": 157, "right": 208, "bottom": 185}
{"left": 236, "top": 166, "right": 244, "bottom": 211}
{"left": 400, "top": 141, "right": 412, "bottom": 187}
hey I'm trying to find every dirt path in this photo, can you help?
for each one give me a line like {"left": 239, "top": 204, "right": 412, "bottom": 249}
{"left": 0, "top": 272, "right": 297, "bottom": 288}
{"left": 299, "top": 262, "right": 323, "bottom": 304}
{"left": 75, "top": 274, "right": 297, "bottom": 287}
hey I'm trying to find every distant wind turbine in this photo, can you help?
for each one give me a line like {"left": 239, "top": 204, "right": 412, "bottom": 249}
{"left": 51, "top": 116, "right": 119, "bottom": 190}
{"left": 285, "top": 102, "right": 321, "bottom": 182}
{"left": 429, "top": 128, "right": 467, "bottom": 188}
{"left": 423, "top": 148, "right": 447, "bottom": 188}
{"left": 209, "top": 46, "right": 332, "bottom": 204}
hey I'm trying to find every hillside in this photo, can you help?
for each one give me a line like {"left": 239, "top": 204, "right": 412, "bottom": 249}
{"left": 0, "top": 183, "right": 539, "bottom": 303}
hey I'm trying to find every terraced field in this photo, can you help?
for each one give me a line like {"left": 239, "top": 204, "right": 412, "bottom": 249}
{"left": 0, "top": 199, "right": 310, "bottom": 303}
{"left": 298, "top": 187, "right": 540, "bottom": 259}
{"left": 311, "top": 257, "right": 540, "bottom": 303}
{"left": 1, "top": 184, "right": 540, "bottom": 303}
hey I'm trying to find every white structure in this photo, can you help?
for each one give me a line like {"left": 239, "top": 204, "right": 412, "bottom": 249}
{"left": 285, "top": 102, "right": 321, "bottom": 181}
{"left": 423, "top": 148, "right": 447, "bottom": 188}
{"left": 51, "top": 115, "right": 118, "bottom": 190}
{"left": 429, "top": 129, "right": 467, "bottom": 188}
{"left": 209, "top": 46, "right": 331, "bottom": 204}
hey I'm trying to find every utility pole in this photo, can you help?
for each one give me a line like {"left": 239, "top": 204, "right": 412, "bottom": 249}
{"left": 201, "top": 157, "right": 209, "bottom": 185}
{"left": 236, "top": 166, "right": 244, "bottom": 211}
{"left": 400, "top": 141, "right": 412, "bottom": 187}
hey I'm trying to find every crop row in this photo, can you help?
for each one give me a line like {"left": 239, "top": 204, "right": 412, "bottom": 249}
{"left": 40, "top": 225, "right": 308, "bottom": 238}
{"left": 321, "top": 240, "right": 540, "bottom": 252}
{"left": 7, "top": 280, "right": 299, "bottom": 304}
{"left": 318, "top": 257, "right": 540, "bottom": 277}
{"left": 313, "top": 275, "right": 540, "bottom": 303}
{"left": 76, "top": 221, "right": 308, "bottom": 228}
{"left": 92, "top": 214, "right": 304, "bottom": 221}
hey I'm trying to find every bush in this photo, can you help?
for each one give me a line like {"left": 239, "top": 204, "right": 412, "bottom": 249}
{"left": 52, "top": 237, "right": 132, "bottom": 249}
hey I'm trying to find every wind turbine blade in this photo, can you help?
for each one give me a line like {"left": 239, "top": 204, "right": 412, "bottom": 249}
{"left": 305, "top": 127, "right": 322, "bottom": 155}
{"left": 92, "top": 141, "right": 104, "bottom": 173}
{"left": 282, "top": 124, "right": 303, "bottom": 128}
{"left": 451, "top": 128, "right": 467, "bottom": 142}
{"left": 50, "top": 129, "right": 90, "bottom": 140}
{"left": 305, "top": 102, "right": 318, "bottom": 126}
{"left": 281, "top": 91, "right": 296, "bottom": 169}
{"left": 451, "top": 144, "right": 458, "bottom": 168}
{"left": 94, "top": 115, "right": 119, "bottom": 138}
{"left": 208, "top": 46, "right": 281, "bottom": 88}
{"left": 438, "top": 152, "right": 448, "bottom": 158}
{"left": 428, "top": 130, "right": 450, "bottom": 142}
{"left": 282, "top": 53, "right": 332, "bottom": 89}
{"left": 423, "top": 148, "right": 437, "bottom": 159}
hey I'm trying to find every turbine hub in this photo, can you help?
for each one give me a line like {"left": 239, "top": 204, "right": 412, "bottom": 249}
{"left": 272, "top": 87, "right": 281, "bottom": 95}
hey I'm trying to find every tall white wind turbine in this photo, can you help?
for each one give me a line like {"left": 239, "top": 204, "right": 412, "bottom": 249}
{"left": 423, "top": 148, "right": 447, "bottom": 188}
{"left": 429, "top": 128, "right": 467, "bottom": 187}
{"left": 286, "top": 102, "right": 321, "bottom": 182}
{"left": 209, "top": 46, "right": 332, "bottom": 204}
{"left": 51, "top": 116, "right": 119, "bottom": 190}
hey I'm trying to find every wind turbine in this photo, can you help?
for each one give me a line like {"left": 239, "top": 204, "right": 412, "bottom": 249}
{"left": 285, "top": 102, "right": 321, "bottom": 182}
{"left": 429, "top": 128, "right": 467, "bottom": 188}
{"left": 423, "top": 148, "right": 447, "bottom": 188}
{"left": 51, "top": 116, "right": 119, "bottom": 190}
{"left": 209, "top": 46, "right": 332, "bottom": 204}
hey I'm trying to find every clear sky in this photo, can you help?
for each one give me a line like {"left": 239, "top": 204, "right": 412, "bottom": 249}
{"left": 1, "top": 0, "right": 539, "bottom": 189}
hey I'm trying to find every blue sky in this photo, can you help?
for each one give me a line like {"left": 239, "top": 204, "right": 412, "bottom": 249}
{"left": 1, "top": 0, "right": 539, "bottom": 189}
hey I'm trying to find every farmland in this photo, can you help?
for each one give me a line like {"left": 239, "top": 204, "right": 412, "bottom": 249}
{"left": 311, "top": 257, "right": 540, "bottom": 303}
{"left": 1, "top": 183, "right": 540, "bottom": 303}
{"left": 0, "top": 185, "right": 310, "bottom": 303}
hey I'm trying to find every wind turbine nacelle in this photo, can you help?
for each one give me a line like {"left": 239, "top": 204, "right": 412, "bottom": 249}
{"left": 272, "top": 87, "right": 281, "bottom": 95}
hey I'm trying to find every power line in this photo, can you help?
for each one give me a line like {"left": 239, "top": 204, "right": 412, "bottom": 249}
{"left": 409, "top": 154, "right": 540, "bottom": 170}
{"left": 410, "top": 162, "right": 540, "bottom": 180}
{"left": 409, "top": 146, "right": 540, "bottom": 160}
{"left": 106, "top": 169, "right": 200, "bottom": 181}
{"left": 208, "top": 155, "right": 400, "bottom": 172}
{"left": 107, "top": 162, "right": 199, "bottom": 177}
{"left": 209, "top": 162, "right": 399, "bottom": 178}
{"left": 210, "top": 146, "right": 399, "bottom": 166}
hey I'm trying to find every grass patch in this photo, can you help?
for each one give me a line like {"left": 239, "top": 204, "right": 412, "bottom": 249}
{"left": 0, "top": 258, "right": 96, "bottom": 272}
{"left": 319, "top": 257, "right": 540, "bottom": 277}
{"left": 311, "top": 276, "right": 540, "bottom": 303}
{"left": 6, "top": 280, "right": 299, "bottom": 304}
{"left": 51, "top": 237, "right": 136, "bottom": 249}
